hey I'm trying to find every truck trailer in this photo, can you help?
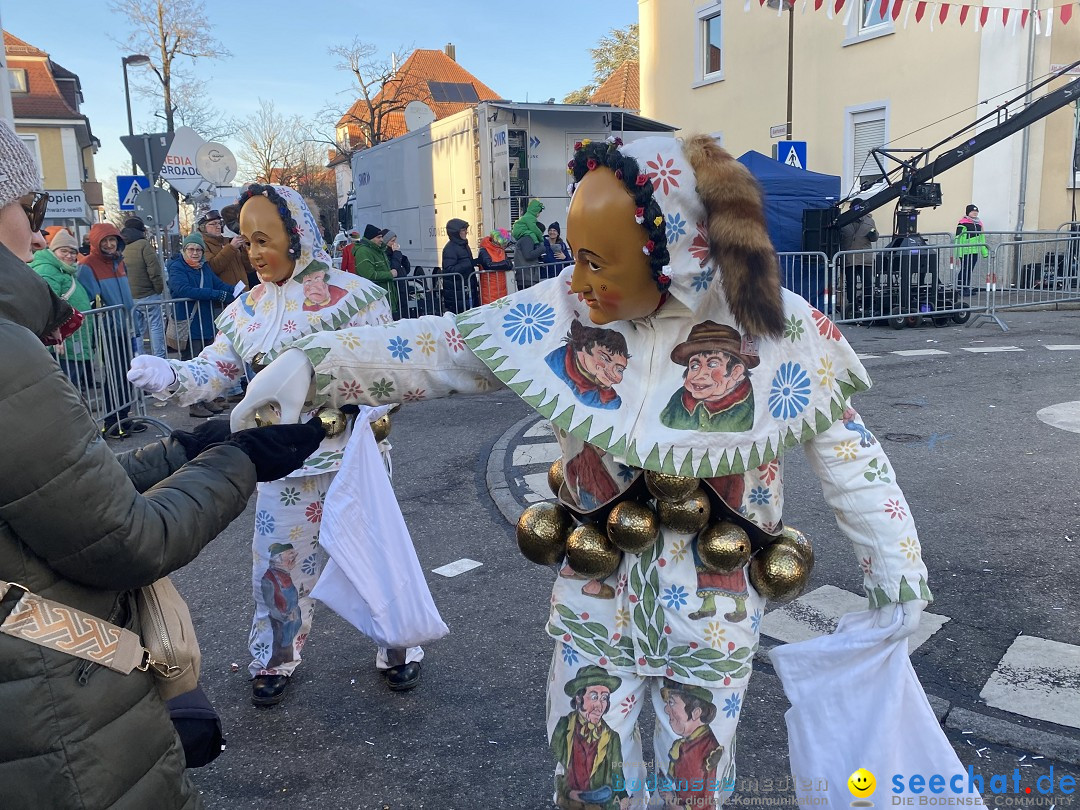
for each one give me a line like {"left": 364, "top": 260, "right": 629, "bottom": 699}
{"left": 347, "top": 101, "right": 675, "bottom": 269}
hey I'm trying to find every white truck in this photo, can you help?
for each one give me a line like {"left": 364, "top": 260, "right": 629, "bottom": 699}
{"left": 347, "top": 101, "right": 674, "bottom": 269}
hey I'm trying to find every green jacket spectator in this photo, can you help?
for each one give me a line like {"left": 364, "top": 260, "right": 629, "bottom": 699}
{"left": 29, "top": 232, "right": 93, "bottom": 362}
{"left": 353, "top": 226, "right": 398, "bottom": 317}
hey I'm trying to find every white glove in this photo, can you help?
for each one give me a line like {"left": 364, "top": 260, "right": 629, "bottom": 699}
{"left": 231, "top": 348, "right": 315, "bottom": 431}
{"left": 127, "top": 354, "right": 177, "bottom": 393}
{"left": 873, "top": 599, "right": 927, "bottom": 642}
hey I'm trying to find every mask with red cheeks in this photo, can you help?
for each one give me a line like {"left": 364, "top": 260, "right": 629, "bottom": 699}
{"left": 567, "top": 167, "right": 662, "bottom": 325}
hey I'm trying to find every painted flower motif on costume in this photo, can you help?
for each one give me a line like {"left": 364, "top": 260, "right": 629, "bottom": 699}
{"left": 338, "top": 380, "right": 363, "bottom": 401}
{"left": 388, "top": 337, "right": 412, "bottom": 362}
{"left": 301, "top": 554, "right": 319, "bottom": 576}
{"left": 255, "top": 510, "right": 275, "bottom": 535}
{"left": 561, "top": 643, "right": 579, "bottom": 666}
{"left": 691, "top": 267, "right": 715, "bottom": 292}
{"left": 689, "top": 222, "right": 710, "bottom": 268}
{"left": 704, "top": 622, "right": 726, "bottom": 648}
{"left": 279, "top": 487, "right": 301, "bottom": 506}
{"left": 816, "top": 355, "right": 836, "bottom": 390}
{"left": 369, "top": 378, "right": 395, "bottom": 400}
{"left": 758, "top": 459, "right": 779, "bottom": 485}
{"left": 620, "top": 693, "right": 638, "bottom": 716}
{"left": 404, "top": 389, "right": 426, "bottom": 402}
{"left": 445, "top": 328, "right": 466, "bottom": 352}
{"left": 416, "top": 332, "right": 437, "bottom": 356}
{"left": 884, "top": 499, "right": 907, "bottom": 520}
{"left": 305, "top": 500, "right": 323, "bottom": 524}
{"left": 748, "top": 486, "right": 771, "bottom": 506}
{"left": 768, "top": 362, "right": 811, "bottom": 420}
{"left": 900, "top": 537, "right": 920, "bottom": 562}
{"left": 783, "top": 315, "right": 805, "bottom": 342}
{"left": 216, "top": 360, "right": 240, "bottom": 379}
{"left": 645, "top": 154, "right": 682, "bottom": 196}
{"left": 722, "top": 692, "right": 742, "bottom": 719}
{"left": 666, "top": 212, "right": 687, "bottom": 243}
{"left": 662, "top": 585, "right": 688, "bottom": 611}
{"left": 811, "top": 307, "right": 842, "bottom": 340}
{"left": 502, "top": 302, "right": 556, "bottom": 345}
{"left": 834, "top": 439, "right": 858, "bottom": 461}
{"left": 750, "top": 610, "right": 763, "bottom": 633}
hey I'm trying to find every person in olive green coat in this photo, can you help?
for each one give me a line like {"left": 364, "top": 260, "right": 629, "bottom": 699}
{"left": 353, "top": 223, "right": 399, "bottom": 317}
{"left": 0, "top": 155, "right": 324, "bottom": 808}
{"left": 29, "top": 229, "right": 95, "bottom": 385}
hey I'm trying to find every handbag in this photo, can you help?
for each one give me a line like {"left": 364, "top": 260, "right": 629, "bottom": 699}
{"left": 0, "top": 577, "right": 200, "bottom": 701}
{"left": 165, "top": 300, "right": 198, "bottom": 353}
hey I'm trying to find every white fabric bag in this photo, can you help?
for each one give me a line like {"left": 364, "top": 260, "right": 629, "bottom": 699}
{"left": 770, "top": 608, "right": 985, "bottom": 809}
{"left": 311, "top": 406, "right": 449, "bottom": 648}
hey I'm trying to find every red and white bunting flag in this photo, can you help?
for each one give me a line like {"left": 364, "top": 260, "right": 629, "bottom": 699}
{"left": 815, "top": 0, "right": 824, "bottom": 10}
{"left": 1002, "top": 7, "right": 1010, "bottom": 26}
{"left": 879, "top": 0, "right": 890, "bottom": 20}
{"left": 958, "top": 4, "right": 969, "bottom": 25}
{"left": 915, "top": 0, "right": 927, "bottom": 22}
{"left": 939, "top": 3, "right": 949, "bottom": 23}
{"left": 979, "top": 6, "right": 990, "bottom": 28}
{"left": 892, "top": 0, "right": 904, "bottom": 21}
{"left": 1060, "top": 4, "right": 1071, "bottom": 26}
{"left": 1021, "top": 8, "right": 1029, "bottom": 27}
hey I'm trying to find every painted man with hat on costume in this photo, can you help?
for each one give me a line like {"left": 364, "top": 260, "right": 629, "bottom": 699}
{"left": 658, "top": 679, "right": 726, "bottom": 809}
{"left": 235, "top": 134, "right": 932, "bottom": 807}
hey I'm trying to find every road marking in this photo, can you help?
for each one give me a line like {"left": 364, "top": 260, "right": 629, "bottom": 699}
{"left": 1044, "top": 345, "right": 1080, "bottom": 351}
{"left": 760, "top": 584, "right": 948, "bottom": 653}
{"left": 432, "top": 558, "right": 483, "bottom": 578}
{"left": 512, "top": 443, "right": 562, "bottom": 466}
{"left": 961, "top": 346, "right": 1024, "bottom": 353}
{"left": 523, "top": 421, "right": 555, "bottom": 438}
{"left": 856, "top": 353, "right": 881, "bottom": 360}
{"left": 892, "top": 349, "right": 951, "bottom": 356}
{"left": 1036, "top": 401, "right": 1080, "bottom": 434}
{"left": 980, "top": 636, "right": 1080, "bottom": 730}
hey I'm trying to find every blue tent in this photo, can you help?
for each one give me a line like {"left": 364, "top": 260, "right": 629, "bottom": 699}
{"left": 737, "top": 151, "right": 841, "bottom": 308}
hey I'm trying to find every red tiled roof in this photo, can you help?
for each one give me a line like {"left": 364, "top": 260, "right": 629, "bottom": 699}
{"left": 588, "top": 60, "right": 639, "bottom": 111}
{"left": 4, "top": 31, "right": 81, "bottom": 120}
{"left": 337, "top": 49, "right": 500, "bottom": 146}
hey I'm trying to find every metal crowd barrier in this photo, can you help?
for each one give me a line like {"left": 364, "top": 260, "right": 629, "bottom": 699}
{"left": 391, "top": 270, "right": 471, "bottom": 318}
{"left": 984, "top": 234, "right": 1080, "bottom": 320}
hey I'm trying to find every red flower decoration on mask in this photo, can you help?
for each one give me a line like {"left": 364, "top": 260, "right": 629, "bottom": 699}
{"left": 586, "top": 158, "right": 598, "bottom": 170}
{"left": 574, "top": 141, "right": 583, "bottom": 151}
{"left": 635, "top": 174, "right": 649, "bottom": 187}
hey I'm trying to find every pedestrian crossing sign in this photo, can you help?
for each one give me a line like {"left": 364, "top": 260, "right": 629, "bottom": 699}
{"left": 117, "top": 175, "right": 151, "bottom": 211}
{"left": 774, "top": 141, "right": 808, "bottom": 170}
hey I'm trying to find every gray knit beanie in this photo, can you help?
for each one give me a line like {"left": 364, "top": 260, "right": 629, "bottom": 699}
{"left": 0, "top": 119, "right": 42, "bottom": 210}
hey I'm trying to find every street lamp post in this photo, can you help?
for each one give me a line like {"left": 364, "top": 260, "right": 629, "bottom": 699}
{"left": 766, "top": 0, "right": 795, "bottom": 140}
{"left": 121, "top": 54, "right": 151, "bottom": 173}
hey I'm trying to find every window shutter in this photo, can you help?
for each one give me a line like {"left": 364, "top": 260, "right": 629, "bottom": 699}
{"left": 853, "top": 117, "right": 886, "bottom": 182}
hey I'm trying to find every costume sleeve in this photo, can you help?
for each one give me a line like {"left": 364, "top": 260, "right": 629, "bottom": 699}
{"left": 801, "top": 404, "right": 931, "bottom": 607}
{"left": 161, "top": 329, "right": 247, "bottom": 405}
{"left": 292, "top": 313, "right": 502, "bottom": 407}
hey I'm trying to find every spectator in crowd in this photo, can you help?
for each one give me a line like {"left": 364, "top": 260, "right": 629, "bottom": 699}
{"left": 221, "top": 203, "right": 260, "bottom": 288}
{"left": 476, "top": 228, "right": 512, "bottom": 304}
{"left": 30, "top": 228, "right": 95, "bottom": 387}
{"left": 354, "top": 223, "right": 399, "bottom": 318}
{"left": 513, "top": 221, "right": 546, "bottom": 291}
{"left": 340, "top": 229, "right": 360, "bottom": 274}
{"left": 441, "top": 218, "right": 478, "bottom": 313}
{"left": 77, "top": 221, "right": 143, "bottom": 434}
{"left": 0, "top": 116, "right": 324, "bottom": 809}
{"left": 542, "top": 221, "right": 572, "bottom": 279}
{"left": 838, "top": 198, "right": 878, "bottom": 318}
{"left": 167, "top": 233, "right": 235, "bottom": 418}
{"left": 78, "top": 232, "right": 91, "bottom": 257}
{"left": 954, "top": 204, "right": 988, "bottom": 298}
{"left": 198, "top": 208, "right": 250, "bottom": 290}
{"left": 121, "top": 216, "right": 167, "bottom": 358}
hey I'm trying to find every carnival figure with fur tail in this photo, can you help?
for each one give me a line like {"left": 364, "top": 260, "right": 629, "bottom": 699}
{"left": 233, "top": 138, "right": 929, "bottom": 806}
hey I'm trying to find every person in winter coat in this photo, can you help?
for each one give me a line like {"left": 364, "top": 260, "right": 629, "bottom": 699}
{"left": 477, "top": 228, "right": 512, "bottom": 304}
{"left": 30, "top": 229, "right": 95, "bottom": 387}
{"left": 838, "top": 198, "right": 878, "bottom": 318}
{"left": 222, "top": 203, "right": 260, "bottom": 288}
{"left": 354, "top": 223, "right": 399, "bottom": 318}
{"left": 77, "top": 221, "right": 143, "bottom": 434}
{"left": 954, "top": 204, "right": 988, "bottom": 297}
{"left": 441, "top": 218, "right": 478, "bottom": 313}
{"left": 167, "top": 233, "right": 236, "bottom": 418}
{"left": 339, "top": 229, "right": 359, "bottom": 274}
{"left": 0, "top": 120, "right": 324, "bottom": 810}
{"left": 237, "top": 135, "right": 931, "bottom": 809}
{"left": 122, "top": 216, "right": 167, "bottom": 358}
{"left": 128, "top": 184, "right": 421, "bottom": 706}
{"left": 511, "top": 198, "right": 545, "bottom": 246}
{"left": 542, "top": 221, "right": 572, "bottom": 281}
{"left": 513, "top": 228, "right": 546, "bottom": 290}
{"left": 198, "top": 208, "right": 251, "bottom": 290}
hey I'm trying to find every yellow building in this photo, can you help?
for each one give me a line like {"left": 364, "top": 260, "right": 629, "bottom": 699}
{"left": 4, "top": 31, "right": 103, "bottom": 229}
{"left": 639, "top": 0, "right": 1080, "bottom": 234}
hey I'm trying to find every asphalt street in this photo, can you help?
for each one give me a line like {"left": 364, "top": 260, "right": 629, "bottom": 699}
{"left": 124, "top": 309, "right": 1080, "bottom": 809}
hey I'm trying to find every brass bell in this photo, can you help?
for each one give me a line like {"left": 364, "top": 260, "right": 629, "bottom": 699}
{"left": 697, "top": 521, "right": 751, "bottom": 574}
{"left": 655, "top": 488, "right": 711, "bottom": 535}
{"left": 315, "top": 407, "right": 348, "bottom": 438}
{"left": 516, "top": 502, "right": 572, "bottom": 566}
{"left": 644, "top": 470, "right": 700, "bottom": 503}
{"left": 775, "top": 525, "right": 814, "bottom": 568}
{"left": 748, "top": 542, "right": 812, "bottom": 603}
{"left": 565, "top": 523, "right": 622, "bottom": 579}
{"left": 606, "top": 501, "right": 660, "bottom": 554}
{"left": 371, "top": 414, "right": 392, "bottom": 442}
{"left": 547, "top": 459, "right": 565, "bottom": 497}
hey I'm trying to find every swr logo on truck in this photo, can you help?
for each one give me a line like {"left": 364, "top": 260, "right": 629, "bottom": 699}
{"left": 356, "top": 172, "right": 371, "bottom": 187}
{"left": 492, "top": 131, "right": 506, "bottom": 147}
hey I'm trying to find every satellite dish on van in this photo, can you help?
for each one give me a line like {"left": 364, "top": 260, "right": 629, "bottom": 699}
{"left": 195, "top": 142, "right": 238, "bottom": 185}
{"left": 404, "top": 101, "right": 436, "bottom": 132}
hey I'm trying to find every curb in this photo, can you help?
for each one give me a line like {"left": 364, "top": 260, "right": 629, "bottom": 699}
{"left": 484, "top": 414, "right": 1080, "bottom": 768}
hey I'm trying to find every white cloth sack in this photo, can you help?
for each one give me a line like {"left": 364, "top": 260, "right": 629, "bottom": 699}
{"left": 311, "top": 406, "right": 449, "bottom": 648}
{"left": 770, "top": 608, "right": 985, "bottom": 808}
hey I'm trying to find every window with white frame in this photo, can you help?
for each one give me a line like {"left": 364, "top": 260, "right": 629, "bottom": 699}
{"left": 847, "top": 107, "right": 887, "bottom": 194}
{"left": 694, "top": 3, "right": 724, "bottom": 86}
{"left": 8, "top": 68, "right": 28, "bottom": 93}
{"left": 17, "top": 134, "right": 44, "bottom": 186}
{"left": 844, "top": 0, "right": 894, "bottom": 44}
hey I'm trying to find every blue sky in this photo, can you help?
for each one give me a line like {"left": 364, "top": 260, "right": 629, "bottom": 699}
{"left": 2, "top": 0, "right": 637, "bottom": 185}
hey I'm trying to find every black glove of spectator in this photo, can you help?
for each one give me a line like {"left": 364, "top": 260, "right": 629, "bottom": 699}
{"left": 217, "top": 290, "right": 231, "bottom": 304}
{"left": 171, "top": 419, "right": 232, "bottom": 461}
{"left": 226, "top": 418, "right": 326, "bottom": 482}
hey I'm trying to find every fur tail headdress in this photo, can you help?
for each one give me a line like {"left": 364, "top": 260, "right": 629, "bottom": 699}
{"left": 682, "top": 136, "right": 786, "bottom": 339}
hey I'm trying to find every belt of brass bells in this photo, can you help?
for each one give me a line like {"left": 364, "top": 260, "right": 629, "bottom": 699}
{"left": 516, "top": 463, "right": 813, "bottom": 604}
{"left": 254, "top": 405, "right": 393, "bottom": 442}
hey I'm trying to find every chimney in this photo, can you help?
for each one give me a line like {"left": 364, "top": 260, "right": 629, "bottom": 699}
{"left": 444, "top": 43, "right": 456, "bottom": 61}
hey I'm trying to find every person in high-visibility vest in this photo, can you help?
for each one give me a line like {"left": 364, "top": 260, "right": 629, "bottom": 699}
{"left": 954, "top": 204, "right": 988, "bottom": 297}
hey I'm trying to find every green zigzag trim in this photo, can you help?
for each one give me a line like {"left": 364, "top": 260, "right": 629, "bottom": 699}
{"left": 591, "top": 426, "right": 614, "bottom": 448}
{"left": 695, "top": 454, "right": 714, "bottom": 478}
{"left": 537, "top": 396, "right": 558, "bottom": 420}
{"left": 551, "top": 404, "right": 576, "bottom": 431}
{"left": 625, "top": 441, "right": 642, "bottom": 468}
{"left": 678, "top": 452, "right": 695, "bottom": 477}
{"left": 919, "top": 578, "right": 933, "bottom": 602}
{"left": 608, "top": 435, "right": 626, "bottom": 458}
{"left": 508, "top": 380, "right": 530, "bottom": 396}
{"left": 494, "top": 368, "right": 520, "bottom": 384}
{"left": 522, "top": 389, "right": 547, "bottom": 409}
{"left": 569, "top": 415, "right": 593, "bottom": 441}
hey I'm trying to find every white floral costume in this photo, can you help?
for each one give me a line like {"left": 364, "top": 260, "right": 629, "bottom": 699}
{"left": 289, "top": 138, "right": 930, "bottom": 806}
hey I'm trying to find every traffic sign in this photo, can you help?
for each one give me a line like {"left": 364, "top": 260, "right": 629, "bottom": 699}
{"left": 134, "top": 187, "right": 178, "bottom": 229}
{"left": 117, "top": 175, "right": 150, "bottom": 211}
{"left": 120, "top": 132, "right": 174, "bottom": 179}
{"left": 775, "top": 140, "right": 808, "bottom": 170}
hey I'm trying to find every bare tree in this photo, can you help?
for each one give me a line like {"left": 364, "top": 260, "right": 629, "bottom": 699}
{"left": 563, "top": 24, "right": 639, "bottom": 104}
{"left": 170, "top": 78, "right": 235, "bottom": 141}
{"left": 234, "top": 100, "right": 306, "bottom": 184}
{"left": 109, "top": 0, "right": 230, "bottom": 133}
{"left": 318, "top": 39, "right": 424, "bottom": 160}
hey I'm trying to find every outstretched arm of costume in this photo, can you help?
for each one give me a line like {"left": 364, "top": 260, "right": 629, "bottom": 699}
{"left": 286, "top": 313, "right": 501, "bottom": 410}
{"left": 802, "top": 404, "right": 931, "bottom": 621}
{"left": 161, "top": 329, "right": 247, "bottom": 406}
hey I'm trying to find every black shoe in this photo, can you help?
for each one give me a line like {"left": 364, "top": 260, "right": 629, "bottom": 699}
{"left": 385, "top": 662, "right": 421, "bottom": 692}
{"left": 189, "top": 403, "right": 215, "bottom": 418}
{"left": 205, "top": 399, "right": 225, "bottom": 413}
{"left": 251, "top": 674, "right": 290, "bottom": 706}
